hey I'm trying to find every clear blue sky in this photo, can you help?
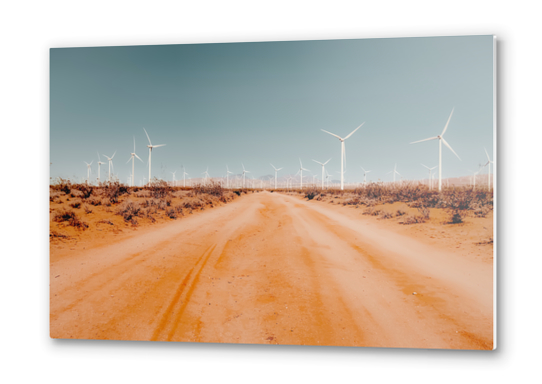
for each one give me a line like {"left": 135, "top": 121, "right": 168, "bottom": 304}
{"left": 50, "top": 35, "right": 494, "bottom": 184}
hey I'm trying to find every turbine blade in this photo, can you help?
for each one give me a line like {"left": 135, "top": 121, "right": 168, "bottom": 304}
{"left": 485, "top": 147, "right": 490, "bottom": 161}
{"left": 324, "top": 158, "right": 331, "bottom": 165}
{"left": 135, "top": 153, "right": 143, "bottom": 162}
{"left": 442, "top": 138, "right": 461, "bottom": 160}
{"left": 410, "top": 136, "right": 438, "bottom": 144}
{"left": 127, "top": 156, "right": 132, "bottom": 164}
{"left": 277, "top": 168, "right": 283, "bottom": 171}
{"left": 143, "top": 127, "right": 152, "bottom": 146}
{"left": 312, "top": 160, "right": 323, "bottom": 165}
{"left": 344, "top": 122, "right": 364, "bottom": 140}
{"left": 321, "top": 129, "right": 342, "bottom": 140}
{"left": 133, "top": 136, "right": 136, "bottom": 152}
{"left": 111, "top": 151, "right": 116, "bottom": 159}
{"left": 441, "top": 107, "right": 455, "bottom": 136}
{"left": 421, "top": 164, "right": 430, "bottom": 169}
{"left": 153, "top": 144, "right": 166, "bottom": 148}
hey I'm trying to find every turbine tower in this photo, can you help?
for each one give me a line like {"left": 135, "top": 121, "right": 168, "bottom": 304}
{"left": 321, "top": 122, "right": 364, "bottom": 190}
{"left": 104, "top": 151, "right": 116, "bottom": 182}
{"left": 468, "top": 168, "right": 480, "bottom": 190}
{"left": 360, "top": 165, "right": 371, "bottom": 184}
{"left": 298, "top": 158, "right": 310, "bottom": 190}
{"left": 312, "top": 158, "right": 331, "bottom": 189}
{"left": 143, "top": 127, "right": 166, "bottom": 184}
{"left": 242, "top": 163, "right": 250, "bottom": 188}
{"left": 387, "top": 164, "right": 401, "bottom": 183}
{"left": 84, "top": 161, "right": 92, "bottom": 184}
{"left": 97, "top": 152, "right": 105, "bottom": 184}
{"left": 410, "top": 108, "right": 461, "bottom": 191}
{"left": 421, "top": 164, "right": 437, "bottom": 190}
{"left": 483, "top": 148, "right": 494, "bottom": 189}
{"left": 226, "top": 165, "right": 233, "bottom": 189}
{"left": 171, "top": 171, "right": 177, "bottom": 186}
{"left": 126, "top": 137, "right": 143, "bottom": 187}
{"left": 202, "top": 167, "right": 210, "bottom": 185}
{"left": 270, "top": 164, "right": 283, "bottom": 189}
{"left": 182, "top": 167, "right": 189, "bottom": 188}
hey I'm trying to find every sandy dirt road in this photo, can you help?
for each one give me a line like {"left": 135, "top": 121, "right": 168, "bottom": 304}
{"left": 50, "top": 191, "right": 493, "bottom": 349}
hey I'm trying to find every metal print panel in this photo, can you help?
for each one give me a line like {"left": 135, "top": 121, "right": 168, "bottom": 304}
{"left": 50, "top": 35, "right": 496, "bottom": 349}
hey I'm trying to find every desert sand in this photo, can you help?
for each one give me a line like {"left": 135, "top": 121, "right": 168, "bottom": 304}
{"left": 50, "top": 190, "right": 493, "bottom": 349}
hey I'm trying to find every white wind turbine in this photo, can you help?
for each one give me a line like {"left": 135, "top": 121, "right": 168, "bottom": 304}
{"left": 171, "top": 171, "right": 177, "bottom": 186}
{"left": 360, "top": 165, "right": 371, "bottom": 184}
{"left": 182, "top": 167, "right": 189, "bottom": 187}
{"left": 483, "top": 148, "right": 494, "bottom": 189}
{"left": 298, "top": 158, "right": 310, "bottom": 190}
{"left": 325, "top": 170, "right": 332, "bottom": 189}
{"left": 126, "top": 137, "right": 143, "bottom": 187}
{"left": 202, "top": 167, "right": 210, "bottom": 185}
{"left": 97, "top": 152, "right": 105, "bottom": 184}
{"left": 312, "top": 158, "right": 331, "bottom": 189}
{"left": 321, "top": 122, "right": 364, "bottom": 190}
{"left": 410, "top": 108, "right": 461, "bottom": 191}
{"left": 84, "top": 161, "right": 93, "bottom": 184}
{"left": 421, "top": 164, "right": 437, "bottom": 190}
{"left": 270, "top": 164, "right": 283, "bottom": 189}
{"left": 104, "top": 151, "right": 116, "bottom": 182}
{"left": 468, "top": 168, "right": 481, "bottom": 190}
{"left": 143, "top": 127, "right": 166, "bottom": 184}
{"left": 387, "top": 164, "right": 401, "bottom": 183}
{"left": 226, "top": 165, "right": 233, "bottom": 189}
{"left": 242, "top": 163, "right": 250, "bottom": 188}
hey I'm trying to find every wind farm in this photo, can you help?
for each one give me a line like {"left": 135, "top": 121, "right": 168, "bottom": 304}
{"left": 50, "top": 36, "right": 495, "bottom": 350}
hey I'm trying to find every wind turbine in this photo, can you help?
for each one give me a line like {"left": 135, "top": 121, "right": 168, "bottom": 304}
{"left": 270, "top": 164, "right": 283, "bottom": 189}
{"left": 171, "top": 170, "right": 177, "bottom": 186}
{"left": 421, "top": 164, "right": 437, "bottom": 190}
{"left": 321, "top": 122, "right": 364, "bottom": 190}
{"left": 97, "top": 152, "right": 105, "bottom": 184}
{"left": 325, "top": 170, "right": 332, "bottom": 189}
{"left": 202, "top": 167, "right": 210, "bottom": 185}
{"left": 468, "top": 168, "right": 480, "bottom": 190}
{"left": 182, "top": 167, "right": 189, "bottom": 187}
{"left": 143, "top": 127, "right": 166, "bottom": 184}
{"left": 483, "top": 148, "right": 494, "bottom": 189}
{"left": 312, "top": 158, "right": 331, "bottom": 189}
{"left": 84, "top": 161, "right": 92, "bottom": 184}
{"left": 104, "top": 151, "right": 116, "bottom": 182}
{"left": 410, "top": 108, "right": 461, "bottom": 191}
{"left": 242, "top": 163, "right": 250, "bottom": 188}
{"left": 226, "top": 165, "right": 233, "bottom": 189}
{"left": 126, "top": 137, "right": 143, "bottom": 187}
{"left": 387, "top": 164, "right": 401, "bottom": 183}
{"left": 360, "top": 165, "right": 371, "bottom": 184}
{"left": 298, "top": 159, "right": 310, "bottom": 190}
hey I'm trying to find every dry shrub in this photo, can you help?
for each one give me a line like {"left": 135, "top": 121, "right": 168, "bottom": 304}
{"left": 193, "top": 181, "right": 224, "bottom": 197}
{"left": 396, "top": 209, "right": 406, "bottom": 217}
{"left": 97, "top": 219, "right": 114, "bottom": 225}
{"left": 50, "top": 230, "right": 69, "bottom": 239}
{"left": 101, "top": 181, "right": 129, "bottom": 204}
{"left": 116, "top": 200, "right": 141, "bottom": 222}
{"left": 83, "top": 204, "right": 93, "bottom": 214}
{"left": 50, "top": 191, "right": 62, "bottom": 202}
{"left": 53, "top": 208, "right": 88, "bottom": 229}
{"left": 69, "top": 199, "right": 82, "bottom": 209}
{"left": 166, "top": 207, "right": 178, "bottom": 219}
{"left": 87, "top": 196, "right": 102, "bottom": 206}
{"left": 379, "top": 211, "right": 394, "bottom": 220}
{"left": 304, "top": 187, "right": 318, "bottom": 200}
{"left": 149, "top": 179, "right": 170, "bottom": 198}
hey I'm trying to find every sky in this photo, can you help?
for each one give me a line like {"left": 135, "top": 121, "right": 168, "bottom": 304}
{"left": 50, "top": 35, "right": 494, "bottom": 184}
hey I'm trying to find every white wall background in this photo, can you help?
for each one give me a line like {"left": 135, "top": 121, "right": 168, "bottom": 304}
{"left": 1, "top": 1, "right": 538, "bottom": 383}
